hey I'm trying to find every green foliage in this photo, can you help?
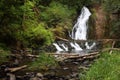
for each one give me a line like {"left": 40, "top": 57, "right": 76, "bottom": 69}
{"left": 101, "top": 0, "right": 120, "bottom": 38}
{"left": 56, "top": 0, "right": 92, "bottom": 10}
{"left": 0, "top": 43, "right": 10, "bottom": 64}
{"left": 25, "top": 23, "right": 54, "bottom": 47}
{"left": 109, "top": 19, "right": 120, "bottom": 38}
{"left": 40, "top": 1, "right": 76, "bottom": 27}
{"left": 1, "top": 0, "right": 119, "bottom": 50}
{"left": 40, "top": 1, "right": 76, "bottom": 38}
{"left": 91, "top": 0, "right": 104, "bottom": 4}
{"left": 0, "top": 0, "right": 54, "bottom": 48}
{"left": 29, "top": 53, "right": 57, "bottom": 70}
{"left": 103, "top": 0, "right": 120, "bottom": 13}
{"left": 81, "top": 51, "right": 120, "bottom": 80}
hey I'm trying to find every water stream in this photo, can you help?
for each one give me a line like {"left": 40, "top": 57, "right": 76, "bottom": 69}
{"left": 53, "top": 6, "right": 96, "bottom": 53}
{"left": 70, "top": 6, "right": 91, "bottom": 40}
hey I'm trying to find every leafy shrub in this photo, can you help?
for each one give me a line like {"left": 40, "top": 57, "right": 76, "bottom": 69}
{"left": 25, "top": 23, "right": 54, "bottom": 47}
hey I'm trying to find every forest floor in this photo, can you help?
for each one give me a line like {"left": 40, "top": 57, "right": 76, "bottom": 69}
{"left": 0, "top": 48, "right": 120, "bottom": 80}
{"left": 0, "top": 51, "right": 99, "bottom": 80}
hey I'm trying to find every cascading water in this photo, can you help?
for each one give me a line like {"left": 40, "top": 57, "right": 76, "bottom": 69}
{"left": 53, "top": 6, "right": 96, "bottom": 53}
{"left": 61, "top": 44, "right": 68, "bottom": 51}
{"left": 85, "top": 42, "right": 96, "bottom": 50}
{"left": 53, "top": 43, "right": 64, "bottom": 51}
{"left": 70, "top": 42, "right": 83, "bottom": 51}
{"left": 70, "top": 6, "right": 91, "bottom": 40}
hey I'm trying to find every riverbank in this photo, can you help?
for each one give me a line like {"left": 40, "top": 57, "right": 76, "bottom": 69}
{"left": 82, "top": 50, "right": 120, "bottom": 80}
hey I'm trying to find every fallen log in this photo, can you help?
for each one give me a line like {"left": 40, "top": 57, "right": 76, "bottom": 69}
{"left": 7, "top": 65, "right": 27, "bottom": 72}
{"left": 101, "top": 48, "right": 120, "bottom": 52}
{"left": 56, "top": 36, "right": 69, "bottom": 42}
{"left": 48, "top": 53, "right": 79, "bottom": 56}
{"left": 49, "top": 52, "right": 99, "bottom": 61}
{"left": 79, "top": 66, "right": 89, "bottom": 70}
{"left": 56, "top": 38, "right": 120, "bottom": 42}
{"left": 76, "top": 39, "right": 120, "bottom": 42}
{"left": 79, "top": 54, "right": 100, "bottom": 61}
{"left": 48, "top": 52, "right": 99, "bottom": 57}
{"left": 61, "top": 53, "right": 100, "bottom": 62}
{"left": 26, "top": 54, "right": 39, "bottom": 58}
{"left": 66, "top": 52, "right": 99, "bottom": 59}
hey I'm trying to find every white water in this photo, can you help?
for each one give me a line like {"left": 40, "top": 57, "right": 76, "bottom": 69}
{"left": 53, "top": 6, "right": 96, "bottom": 52}
{"left": 53, "top": 43, "right": 64, "bottom": 51}
{"left": 61, "top": 44, "right": 68, "bottom": 51}
{"left": 70, "top": 42, "right": 83, "bottom": 51}
{"left": 70, "top": 6, "right": 91, "bottom": 40}
{"left": 85, "top": 42, "right": 96, "bottom": 49}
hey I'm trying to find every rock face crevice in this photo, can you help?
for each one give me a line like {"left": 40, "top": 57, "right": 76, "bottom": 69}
{"left": 93, "top": 4, "right": 106, "bottom": 39}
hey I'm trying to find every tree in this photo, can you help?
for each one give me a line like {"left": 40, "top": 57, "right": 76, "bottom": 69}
{"left": 40, "top": 1, "right": 76, "bottom": 38}
{"left": 0, "top": 0, "right": 54, "bottom": 49}
{"left": 103, "top": 0, "right": 120, "bottom": 38}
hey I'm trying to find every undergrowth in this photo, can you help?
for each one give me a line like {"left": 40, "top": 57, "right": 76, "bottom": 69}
{"left": 29, "top": 53, "right": 58, "bottom": 70}
{"left": 0, "top": 43, "right": 10, "bottom": 64}
{"left": 81, "top": 50, "right": 120, "bottom": 80}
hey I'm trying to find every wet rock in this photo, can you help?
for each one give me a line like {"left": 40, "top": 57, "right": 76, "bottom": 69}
{"left": 30, "top": 77, "right": 41, "bottom": 80}
{"left": 69, "top": 78, "right": 76, "bottom": 80}
{"left": 35, "top": 73, "right": 43, "bottom": 80}
{"left": 78, "top": 66, "right": 88, "bottom": 70}
{"left": 16, "top": 76, "right": 24, "bottom": 80}
{"left": 0, "top": 65, "right": 9, "bottom": 78}
{"left": 44, "top": 71, "right": 56, "bottom": 76}
{"left": 22, "top": 72, "right": 43, "bottom": 80}
{"left": 72, "top": 62, "right": 79, "bottom": 65}
{"left": 13, "top": 59, "right": 19, "bottom": 67}
{"left": 63, "top": 67, "right": 69, "bottom": 70}
{"left": 22, "top": 72, "right": 35, "bottom": 80}
{"left": 71, "top": 72, "right": 78, "bottom": 78}
{"left": 7, "top": 73, "right": 16, "bottom": 80}
{"left": 36, "top": 73, "right": 43, "bottom": 78}
{"left": 82, "top": 60, "right": 89, "bottom": 65}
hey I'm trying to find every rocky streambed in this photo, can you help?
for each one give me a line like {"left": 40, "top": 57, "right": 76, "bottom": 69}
{"left": 0, "top": 52, "right": 99, "bottom": 80}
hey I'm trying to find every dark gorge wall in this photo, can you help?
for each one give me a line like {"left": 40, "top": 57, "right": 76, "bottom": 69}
{"left": 89, "top": 2, "right": 120, "bottom": 39}
{"left": 89, "top": 4, "right": 106, "bottom": 39}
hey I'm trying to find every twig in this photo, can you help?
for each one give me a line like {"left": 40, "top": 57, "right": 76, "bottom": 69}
{"left": 109, "top": 41, "right": 116, "bottom": 54}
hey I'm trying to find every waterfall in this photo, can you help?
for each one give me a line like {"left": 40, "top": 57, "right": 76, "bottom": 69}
{"left": 85, "top": 42, "right": 96, "bottom": 49}
{"left": 53, "top": 43, "right": 64, "bottom": 51}
{"left": 71, "top": 6, "right": 91, "bottom": 40}
{"left": 53, "top": 6, "right": 96, "bottom": 52}
{"left": 70, "top": 42, "right": 82, "bottom": 51}
{"left": 61, "top": 44, "right": 68, "bottom": 51}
